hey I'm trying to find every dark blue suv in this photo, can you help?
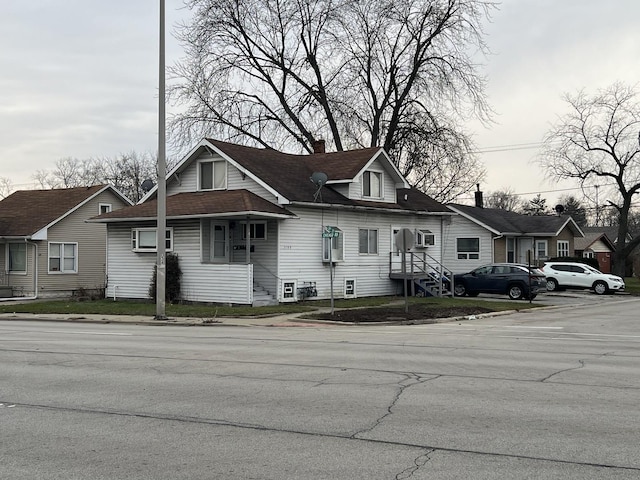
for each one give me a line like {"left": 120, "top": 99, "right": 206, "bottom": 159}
{"left": 453, "top": 263, "right": 546, "bottom": 300}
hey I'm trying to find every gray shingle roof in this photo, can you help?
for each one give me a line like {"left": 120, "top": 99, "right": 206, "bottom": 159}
{"left": 449, "top": 204, "right": 583, "bottom": 236}
{"left": 0, "top": 185, "right": 108, "bottom": 237}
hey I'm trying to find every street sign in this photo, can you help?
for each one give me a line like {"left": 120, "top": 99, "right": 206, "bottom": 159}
{"left": 322, "top": 226, "right": 339, "bottom": 238}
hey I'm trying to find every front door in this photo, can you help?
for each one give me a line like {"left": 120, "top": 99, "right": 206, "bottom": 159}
{"left": 517, "top": 238, "right": 533, "bottom": 264}
{"left": 211, "top": 222, "right": 229, "bottom": 262}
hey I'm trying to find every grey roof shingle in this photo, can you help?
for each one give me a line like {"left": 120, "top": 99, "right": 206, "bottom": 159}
{"left": 0, "top": 185, "right": 108, "bottom": 237}
{"left": 449, "top": 204, "right": 583, "bottom": 236}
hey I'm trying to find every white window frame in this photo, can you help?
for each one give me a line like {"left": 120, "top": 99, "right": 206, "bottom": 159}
{"left": 198, "top": 159, "right": 227, "bottom": 191}
{"left": 98, "top": 203, "right": 112, "bottom": 214}
{"left": 583, "top": 251, "right": 595, "bottom": 259}
{"left": 456, "top": 237, "right": 480, "bottom": 260}
{"left": 557, "top": 240, "right": 570, "bottom": 257}
{"left": 7, "top": 243, "right": 27, "bottom": 274}
{"left": 535, "top": 239, "right": 548, "bottom": 261}
{"left": 362, "top": 170, "right": 383, "bottom": 198}
{"left": 131, "top": 227, "right": 174, "bottom": 253}
{"left": 358, "top": 228, "right": 379, "bottom": 255}
{"left": 322, "top": 227, "right": 344, "bottom": 262}
{"left": 241, "top": 221, "right": 267, "bottom": 240}
{"left": 48, "top": 242, "right": 78, "bottom": 274}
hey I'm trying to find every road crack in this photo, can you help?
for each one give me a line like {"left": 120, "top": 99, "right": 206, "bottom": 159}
{"left": 396, "top": 449, "right": 434, "bottom": 479}
{"left": 540, "top": 359, "right": 585, "bottom": 382}
{"left": 351, "top": 373, "right": 440, "bottom": 438}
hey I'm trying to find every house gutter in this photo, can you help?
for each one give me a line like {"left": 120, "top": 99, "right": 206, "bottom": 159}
{"left": 289, "top": 201, "right": 456, "bottom": 217}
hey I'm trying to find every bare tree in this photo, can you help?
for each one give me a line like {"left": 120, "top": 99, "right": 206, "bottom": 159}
{"left": 0, "top": 176, "right": 13, "bottom": 199}
{"left": 539, "top": 82, "right": 640, "bottom": 276}
{"left": 484, "top": 187, "right": 520, "bottom": 211}
{"left": 169, "top": 0, "right": 494, "bottom": 201}
{"left": 28, "top": 151, "right": 168, "bottom": 203}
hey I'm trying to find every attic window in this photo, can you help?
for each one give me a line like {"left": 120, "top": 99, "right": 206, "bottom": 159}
{"left": 362, "top": 171, "right": 382, "bottom": 198}
{"left": 199, "top": 160, "right": 227, "bottom": 190}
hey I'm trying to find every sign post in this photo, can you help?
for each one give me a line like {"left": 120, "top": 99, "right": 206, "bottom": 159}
{"left": 322, "top": 226, "right": 340, "bottom": 314}
{"left": 394, "top": 228, "right": 415, "bottom": 313}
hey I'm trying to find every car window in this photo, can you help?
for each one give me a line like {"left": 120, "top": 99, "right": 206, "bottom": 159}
{"left": 585, "top": 265, "right": 602, "bottom": 274}
{"left": 474, "top": 266, "right": 492, "bottom": 275}
{"left": 570, "top": 265, "right": 586, "bottom": 273}
{"left": 492, "top": 266, "right": 509, "bottom": 274}
{"left": 551, "top": 264, "right": 570, "bottom": 272}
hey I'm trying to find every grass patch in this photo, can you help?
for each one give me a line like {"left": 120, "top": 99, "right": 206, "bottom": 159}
{"left": 624, "top": 277, "right": 640, "bottom": 296}
{"left": 0, "top": 295, "right": 539, "bottom": 318}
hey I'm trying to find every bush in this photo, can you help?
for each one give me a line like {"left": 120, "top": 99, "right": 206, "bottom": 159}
{"left": 149, "top": 252, "right": 182, "bottom": 302}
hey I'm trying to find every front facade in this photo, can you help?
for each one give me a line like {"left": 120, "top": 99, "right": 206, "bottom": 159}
{"left": 446, "top": 204, "right": 584, "bottom": 272}
{"left": 0, "top": 185, "right": 131, "bottom": 298}
{"left": 93, "top": 139, "right": 454, "bottom": 305}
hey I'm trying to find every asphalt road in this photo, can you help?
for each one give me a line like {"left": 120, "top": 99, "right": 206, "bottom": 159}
{"left": 1, "top": 295, "right": 640, "bottom": 479}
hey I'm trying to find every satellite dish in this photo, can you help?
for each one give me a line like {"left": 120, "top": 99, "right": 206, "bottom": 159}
{"left": 310, "top": 172, "right": 328, "bottom": 202}
{"left": 555, "top": 204, "right": 565, "bottom": 214}
{"left": 141, "top": 179, "right": 155, "bottom": 192}
{"left": 310, "top": 172, "right": 328, "bottom": 187}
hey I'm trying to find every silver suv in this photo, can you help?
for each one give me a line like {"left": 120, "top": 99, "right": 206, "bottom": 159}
{"left": 541, "top": 262, "right": 625, "bottom": 295}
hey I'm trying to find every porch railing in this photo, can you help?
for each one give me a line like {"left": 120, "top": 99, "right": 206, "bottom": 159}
{"left": 389, "top": 251, "right": 453, "bottom": 297}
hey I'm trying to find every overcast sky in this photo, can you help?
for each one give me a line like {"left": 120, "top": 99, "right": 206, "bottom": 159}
{"left": 1, "top": 1, "right": 639, "bottom": 206}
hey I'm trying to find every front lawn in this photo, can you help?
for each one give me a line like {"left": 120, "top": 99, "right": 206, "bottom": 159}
{"left": 624, "top": 277, "right": 640, "bottom": 295}
{"left": 0, "top": 295, "right": 539, "bottom": 318}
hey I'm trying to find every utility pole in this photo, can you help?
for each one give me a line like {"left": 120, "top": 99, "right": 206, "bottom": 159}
{"left": 155, "top": 0, "right": 167, "bottom": 319}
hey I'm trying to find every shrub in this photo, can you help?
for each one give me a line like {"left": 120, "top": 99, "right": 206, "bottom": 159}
{"left": 149, "top": 252, "right": 182, "bottom": 302}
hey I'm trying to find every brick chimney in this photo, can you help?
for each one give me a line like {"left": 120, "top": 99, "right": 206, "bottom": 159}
{"left": 312, "top": 139, "right": 326, "bottom": 154}
{"left": 474, "top": 184, "right": 483, "bottom": 208}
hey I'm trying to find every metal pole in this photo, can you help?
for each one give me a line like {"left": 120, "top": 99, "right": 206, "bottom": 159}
{"left": 155, "top": 0, "right": 167, "bottom": 319}
{"left": 329, "top": 236, "right": 334, "bottom": 315}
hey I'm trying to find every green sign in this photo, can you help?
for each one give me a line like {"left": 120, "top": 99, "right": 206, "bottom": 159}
{"left": 322, "top": 226, "right": 339, "bottom": 238}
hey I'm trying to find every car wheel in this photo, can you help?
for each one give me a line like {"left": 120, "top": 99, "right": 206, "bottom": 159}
{"left": 546, "top": 278, "right": 559, "bottom": 292}
{"left": 593, "top": 280, "right": 608, "bottom": 295}
{"left": 508, "top": 284, "right": 524, "bottom": 300}
{"left": 454, "top": 283, "right": 466, "bottom": 297}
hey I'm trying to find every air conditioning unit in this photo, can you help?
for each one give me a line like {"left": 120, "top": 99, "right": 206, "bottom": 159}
{"left": 415, "top": 229, "right": 435, "bottom": 247}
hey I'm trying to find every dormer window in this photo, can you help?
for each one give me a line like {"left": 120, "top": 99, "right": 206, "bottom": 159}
{"left": 199, "top": 160, "right": 227, "bottom": 190}
{"left": 362, "top": 171, "right": 382, "bottom": 198}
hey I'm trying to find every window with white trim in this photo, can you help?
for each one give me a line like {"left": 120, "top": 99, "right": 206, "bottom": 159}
{"left": 359, "top": 228, "right": 378, "bottom": 255}
{"left": 456, "top": 237, "right": 480, "bottom": 259}
{"left": 48, "top": 242, "right": 77, "bottom": 273}
{"left": 322, "top": 227, "right": 344, "bottom": 262}
{"left": 241, "top": 222, "right": 267, "bottom": 240}
{"left": 131, "top": 228, "right": 173, "bottom": 252}
{"left": 99, "top": 203, "right": 112, "bottom": 214}
{"left": 557, "top": 240, "right": 569, "bottom": 257}
{"left": 8, "top": 243, "right": 27, "bottom": 273}
{"left": 362, "top": 171, "right": 382, "bottom": 198}
{"left": 198, "top": 160, "right": 227, "bottom": 190}
{"left": 535, "top": 240, "right": 548, "bottom": 260}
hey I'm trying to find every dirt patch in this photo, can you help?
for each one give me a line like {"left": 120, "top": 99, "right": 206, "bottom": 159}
{"left": 307, "top": 305, "right": 494, "bottom": 323}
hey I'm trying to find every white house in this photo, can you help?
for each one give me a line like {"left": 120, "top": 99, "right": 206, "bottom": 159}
{"left": 90, "top": 139, "right": 455, "bottom": 305}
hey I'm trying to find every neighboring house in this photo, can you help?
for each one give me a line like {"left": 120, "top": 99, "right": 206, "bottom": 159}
{"left": 580, "top": 226, "right": 637, "bottom": 276}
{"left": 446, "top": 201, "right": 584, "bottom": 273}
{"left": 90, "top": 139, "right": 455, "bottom": 305}
{"left": 574, "top": 229, "right": 615, "bottom": 273}
{"left": 0, "top": 185, "right": 132, "bottom": 299}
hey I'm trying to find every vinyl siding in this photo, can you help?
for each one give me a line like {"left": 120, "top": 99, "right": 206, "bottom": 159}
{"left": 349, "top": 158, "right": 397, "bottom": 203}
{"left": 167, "top": 151, "right": 278, "bottom": 203}
{"left": 442, "top": 216, "right": 493, "bottom": 273}
{"left": 277, "top": 206, "right": 445, "bottom": 300}
{"left": 35, "top": 190, "right": 129, "bottom": 297}
{"left": 106, "top": 220, "right": 252, "bottom": 304}
{"left": 1, "top": 242, "right": 36, "bottom": 296}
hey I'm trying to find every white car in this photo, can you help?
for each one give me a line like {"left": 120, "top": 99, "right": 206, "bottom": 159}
{"left": 541, "top": 262, "right": 625, "bottom": 295}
